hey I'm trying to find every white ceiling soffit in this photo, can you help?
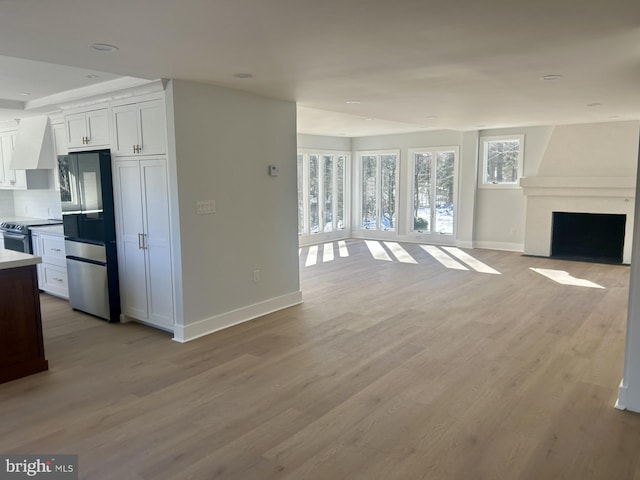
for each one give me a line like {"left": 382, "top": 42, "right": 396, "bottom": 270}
{"left": 0, "top": 0, "right": 639, "bottom": 136}
{"left": 0, "top": 55, "right": 129, "bottom": 120}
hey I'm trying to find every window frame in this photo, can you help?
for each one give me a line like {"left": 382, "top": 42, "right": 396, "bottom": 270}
{"left": 479, "top": 134, "right": 525, "bottom": 189}
{"left": 297, "top": 149, "right": 350, "bottom": 241}
{"left": 408, "top": 146, "right": 459, "bottom": 237}
{"left": 355, "top": 149, "right": 400, "bottom": 233}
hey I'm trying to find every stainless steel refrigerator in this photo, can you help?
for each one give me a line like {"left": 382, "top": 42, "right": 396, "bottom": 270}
{"left": 59, "top": 149, "right": 120, "bottom": 322}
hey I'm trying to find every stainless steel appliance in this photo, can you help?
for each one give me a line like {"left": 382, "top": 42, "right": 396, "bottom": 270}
{"left": 65, "top": 240, "right": 111, "bottom": 320}
{"left": 59, "top": 149, "right": 120, "bottom": 322}
{"left": 0, "top": 218, "right": 63, "bottom": 253}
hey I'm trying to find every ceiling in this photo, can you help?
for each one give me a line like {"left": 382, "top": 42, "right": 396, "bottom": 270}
{"left": 0, "top": 0, "right": 639, "bottom": 136}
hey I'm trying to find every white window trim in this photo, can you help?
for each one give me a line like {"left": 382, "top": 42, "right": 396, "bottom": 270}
{"left": 355, "top": 149, "right": 401, "bottom": 234}
{"left": 407, "top": 146, "right": 459, "bottom": 237}
{"left": 297, "top": 149, "right": 351, "bottom": 245}
{"left": 479, "top": 134, "right": 525, "bottom": 189}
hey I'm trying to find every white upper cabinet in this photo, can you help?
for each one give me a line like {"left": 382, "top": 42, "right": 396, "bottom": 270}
{"left": 65, "top": 107, "right": 110, "bottom": 149}
{"left": 0, "top": 131, "right": 14, "bottom": 187}
{"left": 0, "top": 130, "right": 26, "bottom": 189}
{"left": 111, "top": 98, "right": 166, "bottom": 157}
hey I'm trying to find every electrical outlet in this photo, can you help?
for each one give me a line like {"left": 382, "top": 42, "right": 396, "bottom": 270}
{"left": 253, "top": 270, "right": 261, "bottom": 283}
{"left": 196, "top": 200, "right": 216, "bottom": 215}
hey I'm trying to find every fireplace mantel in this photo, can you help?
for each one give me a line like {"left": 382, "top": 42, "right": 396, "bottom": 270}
{"left": 520, "top": 176, "right": 635, "bottom": 198}
{"left": 521, "top": 176, "right": 635, "bottom": 264}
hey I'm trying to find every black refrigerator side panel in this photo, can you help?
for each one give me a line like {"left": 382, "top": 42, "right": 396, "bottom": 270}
{"left": 106, "top": 241, "right": 121, "bottom": 323}
{"left": 100, "top": 151, "right": 120, "bottom": 322}
{"left": 98, "top": 151, "right": 117, "bottom": 244}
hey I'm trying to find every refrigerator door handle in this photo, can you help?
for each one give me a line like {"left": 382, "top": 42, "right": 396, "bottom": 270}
{"left": 138, "top": 233, "right": 144, "bottom": 250}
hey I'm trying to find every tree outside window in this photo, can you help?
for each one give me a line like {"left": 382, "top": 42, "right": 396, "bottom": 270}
{"left": 480, "top": 135, "right": 524, "bottom": 187}
{"left": 358, "top": 151, "right": 398, "bottom": 231}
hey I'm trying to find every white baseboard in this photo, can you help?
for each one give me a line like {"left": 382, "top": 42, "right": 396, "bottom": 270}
{"left": 456, "top": 240, "right": 474, "bottom": 249}
{"left": 615, "top": 379, "right": 627, "bottom": 410}
{"left": 473, "top": 241, "right": 524, "bottom": 252}
{"left": 172, "top": 291, "right": 303, "bottom": 343}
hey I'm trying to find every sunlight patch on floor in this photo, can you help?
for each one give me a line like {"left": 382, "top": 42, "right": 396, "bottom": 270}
{"left": 443, "top": 247, "right": 501, "bottom": 274}
{"left": 302, "top": 241, "right": 500, "bottom": 272}
{"left": 323, "top": 243, "right": 335, "bottom": 263}
{"left": 420, "top": 245, "right": 468, "bottom": 270}
{"left": 530, "top": 267, "right": 605, "bottom": 289}
{"left": 384, "top": 242, "right": 418, "bottom": 264}
{"left": 365, "top": 240, "right": 393, "bottom": 262}
{"left": 305, "top": 245, "right": 318, "bottom": 267}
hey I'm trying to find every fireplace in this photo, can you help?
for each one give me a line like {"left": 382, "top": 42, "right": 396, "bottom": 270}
{"left": 551, "top": 212, "right": 626, "bottom": 263}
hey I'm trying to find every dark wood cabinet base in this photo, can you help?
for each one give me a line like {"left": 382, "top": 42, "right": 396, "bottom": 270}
{"left": 0, "top": 265, "right": 48, "bottom": 383}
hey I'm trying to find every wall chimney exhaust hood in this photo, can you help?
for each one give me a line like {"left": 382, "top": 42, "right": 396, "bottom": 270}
{"left": 10, "top": 116, "right": 55, "bottom": 170}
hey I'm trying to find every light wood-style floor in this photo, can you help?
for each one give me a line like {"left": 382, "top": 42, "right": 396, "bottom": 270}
{"left": 2, "top": 240, "right": 640, "bottom": 479}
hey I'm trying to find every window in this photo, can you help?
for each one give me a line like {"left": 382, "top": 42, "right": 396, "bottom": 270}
{"left": 297, "top": 154, "right": 304, "bottom": 235}
{"left": 480, "top": 135, "right": 524, "bottom": 187}
{"left": 411, "top": 148, "right": 456, "bottom": 235}
{"left": 297, "top": 151, "right": 349, "bottom": 236}
{"left": 358, "top": 151, "right": 399, "bottom": 231}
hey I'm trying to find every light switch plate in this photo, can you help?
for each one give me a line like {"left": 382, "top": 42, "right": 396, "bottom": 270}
{"left": 196, "top": 200, "right": 216, "bottom": 215}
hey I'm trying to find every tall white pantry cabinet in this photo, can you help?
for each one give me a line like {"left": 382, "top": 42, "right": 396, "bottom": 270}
{"left": 110, "top": 93, "right": 175, "bottom": 331}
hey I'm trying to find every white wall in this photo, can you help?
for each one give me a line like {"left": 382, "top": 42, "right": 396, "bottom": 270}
{"left": 298, "top": 134, "right": 351, "bottom": 151}
{"left": 538, "top": 121, "right": 638, "bottom": 177}
{"left": 618, "top": 147, "right": 640, "bottom": 412}
{"left": 170, "top": 80, "right": 301, "bottom": 341}
{"left": 458, "top": 131, "right": 479, "bottom": 248}
{"left": 474, "top": 126, "right": 554, "bottom": 251}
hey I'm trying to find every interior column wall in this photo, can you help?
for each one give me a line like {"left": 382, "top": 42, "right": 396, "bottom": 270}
{"left": 170, "top": 80, "right": 301, "bottom": 341}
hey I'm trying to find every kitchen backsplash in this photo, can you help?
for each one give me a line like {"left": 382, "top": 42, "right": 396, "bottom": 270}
{"left": 13, "top": 190, "right": 62, "bottom": 219}
{"left": 0, "top": 191, "right": 15, "bottom": 217}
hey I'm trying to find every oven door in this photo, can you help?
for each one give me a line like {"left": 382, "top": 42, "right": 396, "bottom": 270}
{"left": 2, "top": 231, "right": 29, "bottom": 253}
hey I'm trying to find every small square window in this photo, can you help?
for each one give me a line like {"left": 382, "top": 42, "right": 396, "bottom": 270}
{"left": 480, "top": 135, "right": 524, "bottom": 187}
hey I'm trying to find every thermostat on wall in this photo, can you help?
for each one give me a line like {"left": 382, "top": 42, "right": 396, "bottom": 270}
{"left": 268, "top": 164, "right": 279, "bottom": 177}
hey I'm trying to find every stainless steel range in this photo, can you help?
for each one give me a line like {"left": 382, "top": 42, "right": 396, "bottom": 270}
{"left": 0, "top": 218, "right": 63, "bottom": 253}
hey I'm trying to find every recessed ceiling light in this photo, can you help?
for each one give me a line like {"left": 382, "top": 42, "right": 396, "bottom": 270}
{"left": 586, "top": 102, "right": 602, "bottom": 107}
{"left": 541, "top": 74, "right": 563, "bottom": 81}
{"left": 86, "top": 74, "right": 100, "bottom": 79}
{"left": 477, "top": 124, "right": 486, "bottom": 128}
{"left": 364, "top": 117, "right": 372, "bottom": 121}
{"left": 345, "top": 100, "right": 361, "bottom": 104}
{"left": 18, "top": 92, "right": 31, "bottom": 96}
{"left": 89, "top": 43, "right": 119, "bottom": 53}
{"left": 425, "top": 115, "right": 437, "bottom": 120}
{"left": 233, "top": 73, "right": 253, "bottom": 79}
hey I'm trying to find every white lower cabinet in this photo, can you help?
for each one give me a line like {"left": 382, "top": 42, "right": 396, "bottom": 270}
{"left": 113, "top": 157, "right": 174, "bottom": 331}
{"left": 31, "top": 230, "right": 68, "bottom": 299}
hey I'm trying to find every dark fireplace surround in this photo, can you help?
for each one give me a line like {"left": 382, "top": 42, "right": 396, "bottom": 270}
{"left": 551, "top": 212, "right": 626, "bottom": 264}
